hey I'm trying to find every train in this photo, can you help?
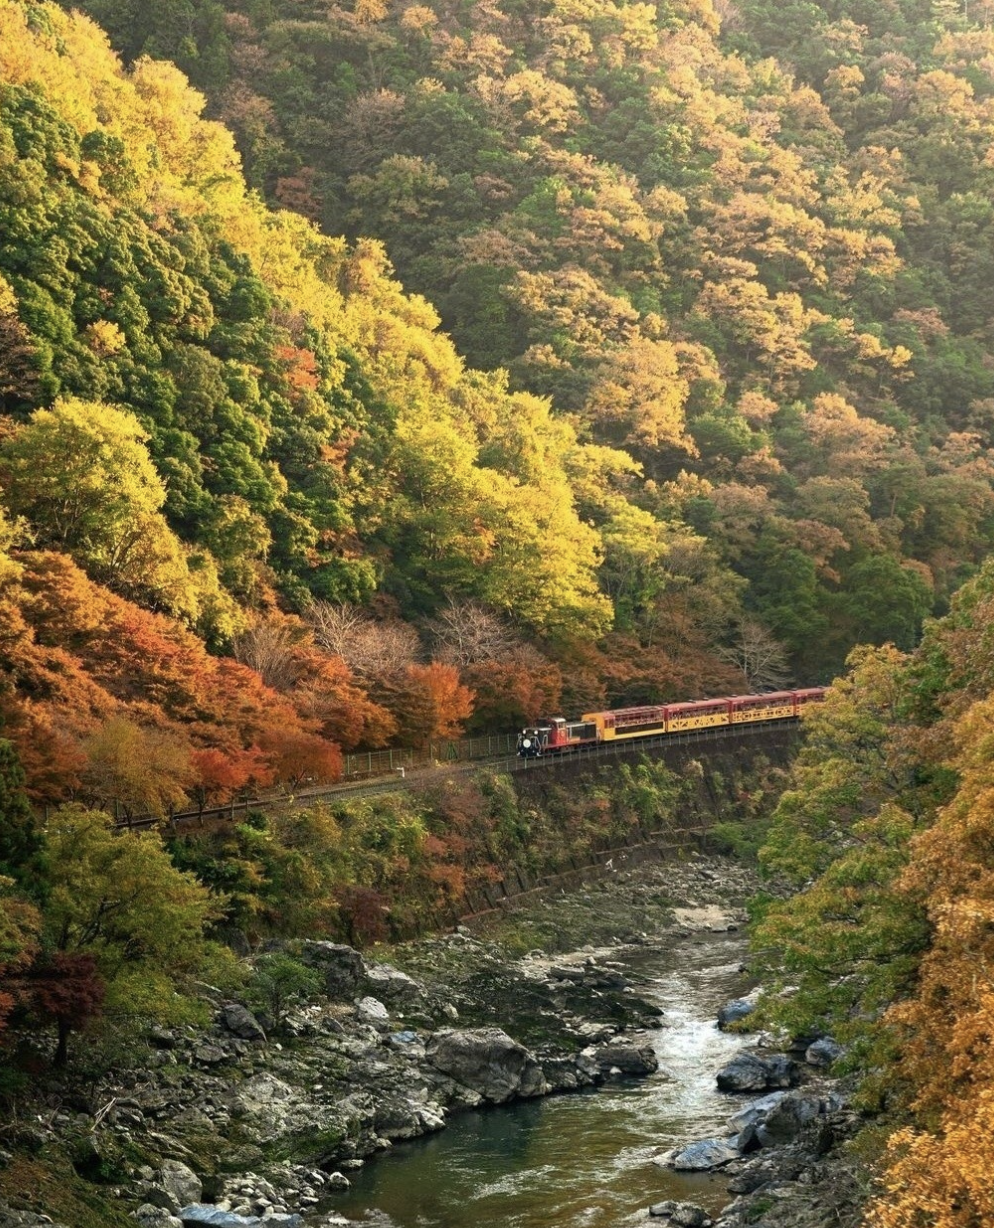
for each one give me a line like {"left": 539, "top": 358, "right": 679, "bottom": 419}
{"left": 516, "top": 688, "right": 827, "bottom": 757}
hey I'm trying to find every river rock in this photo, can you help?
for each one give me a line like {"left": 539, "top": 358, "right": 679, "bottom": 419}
{"left": 136, "top": 1160, "right": 202, "bottom": 1215}
{"left": 717, "top": 992, "right": 758, "bottom": 1030}
{"left": 385, "top": 1030, "right": 425, "bottom": 1060}
{"left": 300, "top": 942, "right": 366, "bottom": 1000}
{"left": 147, "top": 1160, "right": 201, "bottom": 1210}
{"left": 161, "top": 1160, "right": 202, "bottom": 1201}
{"left": 589, "top": 1036, "right": 659, "bottom": 1076}
{"left": 228, "top": 1073, "right": 296, "bottom": 1142}
{"left": 805, "top": 1036, "right": 844, "bottom": 1067}
{"left": 138, "top": 1184, "right": 183, "bottom": 1215}
{"left": 542, "top": 1054, "right": 599, "bottom": 1092}
{"left": 725, "top": 1152, "right": 806, "bottom": 1196}
{"left": 716, "top": 1051, "right": 798, "bottom": 1092}
{"left": 661, "top": 1137, "right": 741, "bottom": 1170}
{"left": 727, "top": 1090, "right": 786, "bottom": 1135}
{"left": 356, "top": 996, "right": 390, "bottom": 1028}
{"left": 364, "top": 961, "right": 424, "bottom": 1004}
{"left": 549, "top": 964, "right": 629, "bottom": 990}
{"left": 373, "top": 1094, "right": 444, "bottom": 1139}
{"left": 425, "top": 1027, "right": 548, "bottom": 1102}
{"left": 178, "top": 1208, "right": 303, "bottom": 1227}
{"left": 135, "top": 1207, "right": 184, "bottom": 1228}
{"left": 648, "top": 1202, "right": 712, "bottom": 1226}
{"left": 755, "top": 1090, "right": 824, "bottom": 1146}
{"left": 192, "top": 1044, "right": 227, "bottom": 1066}
{"left": 220, "top": 1004, "right": 266, "bottom": 1042}
{"left": 548, "top": 964, "right": 587, "bottom": 982}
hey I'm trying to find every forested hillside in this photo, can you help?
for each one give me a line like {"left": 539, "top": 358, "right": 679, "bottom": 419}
{"left": 1, "top": 0, "right": 993, "bottom": 816}
{"left": 0, "top": 0, "right": 659, "bottom": 809}
{"left": 749, "top": 559, "right": 994, "bottom": 1224}
{"left": 58, "top": 0, "right": 994, "bottom": 673}
{"left": 4, "top": 1, "right": 994, "bottom": 1222}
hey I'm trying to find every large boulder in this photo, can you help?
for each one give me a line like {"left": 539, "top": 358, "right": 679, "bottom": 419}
{"left": 648, "top": 1202, "right": 711, "bottom": 1226}
{"left": 227, "top": 1073, "right": 295, "bottom": 1142}
{"left": 425, "top": 1027, "right": 548, "bottom": 1103}
{"left": 136, "top": 1161, "right": 203, "bottom": 1215}
{"left": 726, "top": 1088, "right": 787, "bottom": 1151}
{"left": 134, "top": 1208, "right": 183, "bottom": 1228}
{"left": 589, "top": 1036, "right": 659, "bottom": 1077}
{"left": 715, "top": 1051, "right": 798, "bottom": 1092}
{"left": 373, "top": 1094, "right": 446, "bottom": 1140}
{"left": 299, "top": 942, "right": 365, "bottom": 1000}
{"left": 661, "top": 1138, "right": 740, "bottom": 1171}
{"left": 160, "top": 1161, "right": 203, "bottom": 1209}
{"left": 717, "top": 993, "right": 758, "bottom": 1030}
{"left": 755, "top": 1090, "right": 824, "bottom": 1147}
{"left": 805, "top": 1036, "right": 844, "bottom": 1068}
{"left": 727, "top": 1090, "right": 787, "bottom": 1133}
{"left": 364, "top": 961, "right": 424, "bottom": 1004}
{"left": 178, "top": 1209, "right": 303, "bottom": 1227}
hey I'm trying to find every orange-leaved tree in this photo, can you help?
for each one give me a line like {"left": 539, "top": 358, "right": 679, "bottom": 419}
{"left": 868, "top": 693, "right": 994, "bottom": 1227}
{"left": 379, "top": 662, "right": 475, "bottom": 751}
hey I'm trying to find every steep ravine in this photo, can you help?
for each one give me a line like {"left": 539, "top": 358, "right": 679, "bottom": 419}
{"left": 0, "top": 856, "right": 866, "bottom": 1228}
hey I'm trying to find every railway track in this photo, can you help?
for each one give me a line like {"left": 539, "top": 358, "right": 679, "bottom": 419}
{"left": 111, "top": 718, "right": 802, "bottom": 833}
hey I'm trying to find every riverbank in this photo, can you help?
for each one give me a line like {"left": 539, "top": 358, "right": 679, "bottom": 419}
{"left": 0, "top": 853, "right": 868, "bottom": 1228}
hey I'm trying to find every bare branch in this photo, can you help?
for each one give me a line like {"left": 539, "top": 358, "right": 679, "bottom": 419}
{"left": 232, "top": 619, "right": 304, "bottom": 692}
{"left": 716, "top": 620, "right": 792, "bottom": 692}
{"left": 305, "top": 602, "right": 420, "bottom": 678}
{"left": 425, "top": 599, "right": 521, "bottom": 666}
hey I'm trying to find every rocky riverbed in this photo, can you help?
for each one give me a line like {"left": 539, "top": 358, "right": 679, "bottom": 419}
{"left": 0, "top": 854, "right": 869, "bottom": 1228}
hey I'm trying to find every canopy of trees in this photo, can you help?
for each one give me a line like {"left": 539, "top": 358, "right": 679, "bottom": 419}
{"left": 55, "top": 0, "right": 994, "bottom": 687}
{"left": 747, "top": 557, "right": 994, "bottom": 1224}
{"left": 2, "top": 8, "right": 994, "bottom": 1208}
{"left": 1, "top": 0, "right": 993, "bottom": 781}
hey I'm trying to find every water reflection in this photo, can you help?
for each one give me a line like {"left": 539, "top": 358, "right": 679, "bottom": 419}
{"left": 335, "top": 934, "right": 748, "bottom": 1228}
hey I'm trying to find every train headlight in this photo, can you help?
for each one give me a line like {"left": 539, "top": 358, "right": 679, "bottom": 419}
{"left": 521, "top": 737, "right": 532, "bottom": 749}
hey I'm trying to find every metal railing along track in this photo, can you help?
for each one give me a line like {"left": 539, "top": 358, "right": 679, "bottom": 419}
{"left": 108, "top": 717, "right": 801, "bottom": 834}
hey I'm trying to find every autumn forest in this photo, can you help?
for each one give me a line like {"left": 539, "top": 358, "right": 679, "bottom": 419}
{"left": 2, "top": 0, "right": 994, "bottom": 1220}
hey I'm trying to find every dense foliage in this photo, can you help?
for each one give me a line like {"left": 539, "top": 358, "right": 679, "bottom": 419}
{"left": 748, "top": 557, "right": 994, "bottom": 1224}
{"left": 0, "top": 717, "right": 704, "bottom": 1066}
{"left": 3, "top": 2, "right": 994, "bottom": 1216}
{"left": 1, "top": 0, "right": 992, "bottom": 794}
{"left": 57, "top": 0, "right": 994, "bottom": 679}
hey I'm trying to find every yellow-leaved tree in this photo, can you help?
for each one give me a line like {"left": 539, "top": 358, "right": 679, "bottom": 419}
{"left": 0, "top": 398, "right": 235, "bottom": 631}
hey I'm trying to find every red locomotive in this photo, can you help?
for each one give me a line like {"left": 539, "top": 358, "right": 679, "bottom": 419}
{"left": 516, "top": 688, "right": 826, "bottom": 757}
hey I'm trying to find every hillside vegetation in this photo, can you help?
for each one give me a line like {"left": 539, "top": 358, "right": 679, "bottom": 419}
{"left": 750, "top": 558, "right": 994, "bottom": 1225}
{"left": 1, "top": 0, "right": 994, "bottom": 1221}
{"left": 0, "top": 0, "right": 993, "bottom": 821}
{"left": 61, "top": 0, "right": 994, "bottom": 675}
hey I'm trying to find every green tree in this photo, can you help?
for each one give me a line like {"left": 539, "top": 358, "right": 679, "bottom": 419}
{"left": 0, "top": 739, "right": 45, "bottom": 897}
{"left": 759, "top": 644, "right": 918, "bottom": 885}
{"left": 0, "top": 398, "right": 200, "bottom": 616}
{"left": 751, "top": 803, "right": 929, "bottom": 1057}
{"left": 42, "top": 806, "right": 223, "bottom": 1028}
{"left": 247, "top": 951, "right": 322, "bottom": 1033}
{"left": 841, "top": 554, "right": 935, "bottom": 650}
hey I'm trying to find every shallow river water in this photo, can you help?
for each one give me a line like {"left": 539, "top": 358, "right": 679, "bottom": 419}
{"left": 334, "top": 931, "right": 750, "bottom": 1228}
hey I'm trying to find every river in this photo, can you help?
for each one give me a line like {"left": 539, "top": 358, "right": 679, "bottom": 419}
{"left": 333, "top": 931, "right": 749, "bottom": 1228}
